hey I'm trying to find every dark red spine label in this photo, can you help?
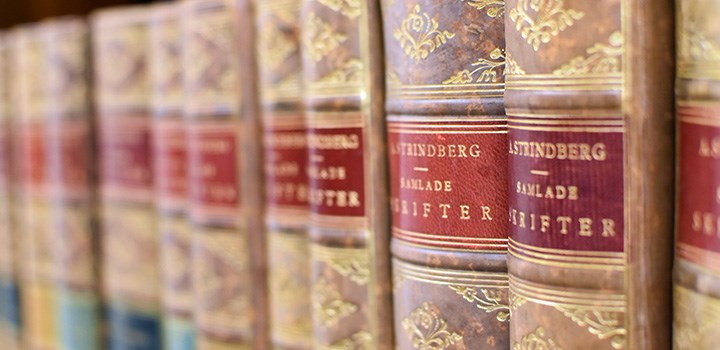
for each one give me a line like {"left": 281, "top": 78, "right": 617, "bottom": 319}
{"left": 187, "top": 122, "right": 240, "bottom": 222}
{"left": 677, "top": 104, "right": 720, "bottom": 271}
{"left": 50, "top": 120, "right": 91, "bottom": 198}
{"left": 154, "top": 118, "right": 188, "bottom": 210}
{"left": 17, "top": 121, "right": 46, "bottom": 191}
{"left": 263, "top": 119, "right": 309, "bottom": 210}
{"left": 508, "top": 123, "right": 625, "bottom": 253}
{"left": 99, "top": 115, "right": 153, "bottom": 203}
{"left": 388, "top": 118, "right": 508, "bottom": 250}
{"left": 307, "top": 126, "right": 365, "bottom": 217}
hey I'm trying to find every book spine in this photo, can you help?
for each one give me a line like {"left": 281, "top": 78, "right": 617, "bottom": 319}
{"left": 300, "top": 0, "right": 392, "bottom": 348}
{"left": 148, "top": 5, "right": 195, "bottom": 350}
{"left": 41, "top": 18, "right": 102, "bottom": 350}
{"left": 255, "top": 1, "right": 311, "bottom": 349}
{"left": 0, "top": 32, "right": 21, "bottom": 350}
{"left": 11, "top": 24, "right": 57, "bottom": 350}
{"left": 92, "top": 8, "right": 162, "bottom": 350}
{"left": 675, "top": 0, "right": 720, "bottom": 348}
{"left": 181, "top": 0, "right": 252, "bottom": 347}
{"left": 380, "top": 0, "right": 509, "bottom": 348}
{"left": 505, "top": 0, "right": 674, "bottom": 348}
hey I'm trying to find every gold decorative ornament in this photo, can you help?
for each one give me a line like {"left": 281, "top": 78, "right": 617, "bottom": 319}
{"left": 401, "top": 302, "right": 463, "bottom": 350}
{"left": 508, "top": 0, "right": 584, "bottom": 51}
{"left": 393, "top": 5, "right": 455, "bottom": 62}
{"left": 443, "top": 48, "right": 505, "bottom": 84}
{"left": 448, "top": 285, "right": 510, "bottom": 322}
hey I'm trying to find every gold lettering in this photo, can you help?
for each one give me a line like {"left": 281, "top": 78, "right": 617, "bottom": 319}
{"left": 557, "top": 216, "right": 570, "bottom": 234}
{"left": 481, "top": 206, "right": 492, "bottom": 221}
{"left": 508, "top": 139, "right": 607, "bottom": 161}
{"left": 460, "top": 205, "right": 470, "bottom": 220}
{"left": 578, "top": 218, "right": 592, "bottom": 236}
{"left": 601, "top": 219, "right": 615, "bottom": 237}
{"left": 439, "top": 204, "right": 450, "bottom": 218}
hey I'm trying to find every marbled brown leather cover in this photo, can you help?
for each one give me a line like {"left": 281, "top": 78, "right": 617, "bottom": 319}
{"left": 182, "top": 0, "right": 267, "bottom": 348}
{"left": 0, "top": 31, "right": 21, "bottom": 350}
{"left": 381, "top": 0, "right": 509, "bottom": 349}
{"left": 10, "top": 23, "right": 58, "bottom": 350}
{"left": 40, "top": 17, "right": 101, "bottom": 350}
{"left": 505, "top": 0, "right": 674, "bottom": 349}
{"left": 300, "top": 0, "right": 393, "bottom": 348}
{"left": 255, "top": 0, "right": 311, "bottom": 349}
{"left": 149, "top": 4, "right": 195, "bottom": 349}
{"left": 674, "top": 0, "right": 720, "bottom": 348}
{"left": 92, "top": 6, "right": 163, "bottom": 349}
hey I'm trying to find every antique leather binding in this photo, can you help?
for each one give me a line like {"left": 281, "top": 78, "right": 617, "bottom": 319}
{"left": 300, "top": 0, "right": 392, "bottom": 348}
{"left": 182, "top": 0, "right": 264, "bottom": 348}
{"left": 674, "top": 0, "right": 720, "bottom": 348}
{"left": 149, "top": 4, "right": 195, "bottom": 349}
{"left": 505, "top": 0, "right": 674, "bottom": 349}
{"left": 11, "top": 23, "right": 58, "bottom": 350}
{"left": 41, "top": 18, "right": 101, "bottom": 350}
{"left": 254, "top": 0, "right": 311, "bottom": 349}
{"left": 381, "top": 0, "right": 509, "bottom": 348}
{"left": 92, "top": 7, "right": 162, "bottom": 349}
{"left": 0, "top": 32, "right": 21, "bottom": 350}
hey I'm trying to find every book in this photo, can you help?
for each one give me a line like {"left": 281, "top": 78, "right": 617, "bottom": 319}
{"left": 148, "top": 4, "right": 195, "bottom": 350}
{"left": 11, "top": 23, "right": 57, "bottom": 350}
{"left": 40, "top": 17, "right": 101, "bottom": 350}
{"left": 380, "top": 0, "right": 509, "bottom": 348}
{"left": 0, "top": 31, "right": 21, "bottom": 350}
{"left": 92, "top": 7, "right": 163, "bottom": 349}
{"left": 181, "top": 0, "right": 265, "bottom": 347}
{"left": 299, "top": 0, "right": 393, "bottom": 347}
{"left": 504, "top": 0, "right": 675, "bottom": 348}
{"left": 674, "top": 0, "right": 720, "bottom": 348}
{"left": 255, "top": 0, "right": 312, "bottom": 348}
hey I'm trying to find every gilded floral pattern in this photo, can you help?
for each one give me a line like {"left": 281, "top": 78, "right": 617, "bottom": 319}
{"left": 555, "top": 306, "right": 626, "bottom": 349}
{"left": 312, "top": 277, "right": 358, "bottom": 327}
{"left": 513, "top": 327, "right": 562, "bottom": 350}
{"left": 552, "top": 31, "right": 623, "bottom": 75}
{"left": 448, "top": 285, "right": 510, "bottom": 322}
{"left": 317, "top": 0, "right": 362, "bottom": 19}
{"left": 443, "top": 48, "right": 505, "bottom": 84}
{"left": 401, "top": 302, "right": 463, "bottom": 350}
{"left": 509, "top": 0, "right": 585, "bottom": 51}
{"left": 302, "top": 12, "right": 348, "bottom": 62}
{"left": 461, "top": 0, "right": 505, "bottom": 18}
{"left": 393, "top": 5, "right": 455, "bottom": 62}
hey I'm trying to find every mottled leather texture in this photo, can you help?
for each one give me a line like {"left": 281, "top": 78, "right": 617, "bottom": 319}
{"left": 380, "top": 0, "right": 509, "bottom": 349}
{"left": 505, "top": 0, "right": 674, "bottom": 349}
{"left": 300, "top": 0, "right": 392, "bottom": 348}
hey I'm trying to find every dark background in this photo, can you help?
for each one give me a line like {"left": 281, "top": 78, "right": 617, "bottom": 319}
{"left": 0, "top": 0, "right": 164, "bottom": 29}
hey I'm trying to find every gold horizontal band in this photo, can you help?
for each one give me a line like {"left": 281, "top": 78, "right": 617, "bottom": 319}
{"left": 676, "top": 243, "right": 720, "bottom": 275}
{"left": 387, "top": 116, "right": 505, "bottom": 123}
{"left": 508, "top": 111, "right": 622, "bottom": 119}
{"left": 397, "top": 240, "right": 508, "bottom": 254}
{"left": 509, "top": 238, "right": 625, "bottom": 257}
{"left": 309, "top": 214, "right": 369, "bottom": 231}
{"left": 387, "top": 129, "right": 507, "bottom": 135}
{"left": 506, "top": 85, "right": 621, "bottom": 92}
{"left": 388, "top": 82, "right": 504, "bottom": 90}
{"left": 387, "top": 94, "right": 504, "bottom": 100}
{"left": 509, "top": 242, "right": 624, "bottom": 267}
{"left": 510, "top": 275, "right": 626, "bottom": 309}
{"left": 393, "top": 227, "right": 508, "bottom": 242}
{"left": 678, "top": 115, "right": 720, "bottom": 127}
{"left": 393, "top": 258, "right": 508, "bottom": 287}
{"left": 507, "top": 125, "right": 625, "bottom": 133}
{"left": 388, "top": 122, "right": 506, "bottom": 129}
{"left": 508, "top": 118, "right": 624, "bottom": 126}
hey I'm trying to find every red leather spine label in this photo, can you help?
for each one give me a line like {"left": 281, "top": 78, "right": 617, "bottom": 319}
{"left": 17, "top": 121, "right": 46, "bottom": 191}
{"left": 388, "top": 118, "right": 508, "bottom": 250}
{"left": 508, "top": 126, "right": 625, "bottom": 252}
{"left": 99, "top": 115, "right": 153, "bottom": 203}
{"left": 264, "top": 119, "right": 309, "bottom": 210}
{"left": 307, "top": 126, "right": 365, "bottom": 217}
{"left": 677, "top": 104, "right": 720, "bottom": 271}
{"left": 154, "top": 118, "right": 187, "bottom": 210}
{"left": 51, "top": 120, "right": 91, "bottom": 198}
{"left": 187, "top": 122, "right": 240, "bottom": 221}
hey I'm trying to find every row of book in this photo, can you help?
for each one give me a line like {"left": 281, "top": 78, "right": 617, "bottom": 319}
{"left": 0, "top": 0, "right": 715, "bottom": 349}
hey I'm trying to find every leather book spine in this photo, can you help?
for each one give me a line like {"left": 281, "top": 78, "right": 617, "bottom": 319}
{"left": 181, "top": 0, "right": 253, "bottom": 347}
{"left": 92, "top": 7, "right": 163, "bottom": 349}
{"left": 11, "top": 24, "right": 58, "bottom": 350}
{"left": 504, "top": 0, "right": 675, "bottom": 348}
{"left": 149, "top": 4, "right": 195, "bottom": 350}
{"left": 254, "top": 0, "right": 311, "bottom": 349}
{"left": 41, "top": 18, "right": 101, "bottom": 350}
{"left": 300, "top": 0, "right": 393, "bottom": 348}
{"left": 0, "top": 32, "right": 21, "bottom": 350}
{"left": 380, "top": 1, "right": 509, "bottom": 348}
{"left": 674, "top": 0, "right": 720, "bottom": 348}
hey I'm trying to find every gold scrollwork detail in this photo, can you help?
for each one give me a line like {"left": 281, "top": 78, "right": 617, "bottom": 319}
{"left": 505, "top": 51, "right": 526, "bottom": 75}
{"left": 317, "top": 0, "right": 361, "bottom": 19}
{"left": 401, "top": 302, "right": 463, "bottom": 350}
{"left": 312, "top": 277, "right": 358, "bottom": 327}
{"left": 320, "top": 331, "right": 373, "bottom": 350}
{"left": 302, "top": 12, "right": 348, "bottom": 62}
{"left": 509, "top": 292, "right": 527, "bottom": 311}
{"left": 513, "top": 327, "right": 563, "bottom": 350}
{"left": 317, "top": 58, "right": 364, "bottom": 85}
{"left": 555, "top": 306, "right": 626, "bottom": 349}
{"left": 509, "top": 0, "right": 585, "bottom": 51}
{"left": 393, "top": 5, "right": 455, "bottom": 62}
{"left": 552, "top": 31, "right": 623, "bottom": 75}
{"left": 448, "top": 285, "right": 510, "bottom": 322}
{"left": 443, "top": 48, "right": 505, "bottom": 84}
{"left": 461, "top": 0, "right": 504, "bottom": 18}
{"left": 258, "top": 19, "right": 297, "bottom": 71}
